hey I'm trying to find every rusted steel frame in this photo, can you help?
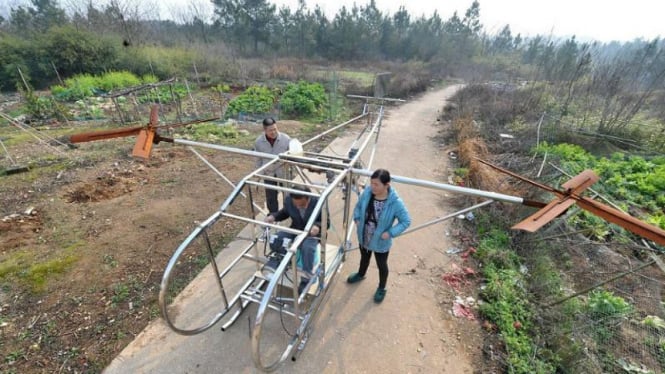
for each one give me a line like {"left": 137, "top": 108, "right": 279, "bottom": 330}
{"left": 577, "top": 197, "right": 665, "bottom": 246}
{"left": 69, "top": 112, "right": 217, "bottom": 144}
{"left": 69, "top": 127, "right": 142, "bottom": 143}
{"left": 477, "top": 158, "right": 665, "bottom": 246}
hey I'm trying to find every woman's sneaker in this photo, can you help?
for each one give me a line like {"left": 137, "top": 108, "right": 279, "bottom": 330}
{"left": 374, "top": 288, "right": 387, "bottom": 303}
{"left": 346, "top": 273, "right": 365, "bottom": 284}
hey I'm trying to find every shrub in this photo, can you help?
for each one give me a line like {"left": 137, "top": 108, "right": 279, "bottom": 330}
{"left": 226, "top": 86, "right": 275, "bottom": 117}
{"left": 53, "top": 74, "right": 100, "bottom": 101}
{"left": 587, "top": 290, "right": 632, "bottom": 318}
{"left": 97, "top": 71, "right": 142, "bottom": 92}
{"left": 280, "top": 80, "right": 327, "bottom": 117}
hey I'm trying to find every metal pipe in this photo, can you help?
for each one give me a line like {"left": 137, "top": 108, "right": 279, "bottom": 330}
{"left": 244, "top": 180, "right": 322, "bottom": 198}
{"left": 302, "top": 112, "right": 368, "bottom": 146}
{"left": 351, "top": 168, "right": 524, "bottom": 205}
{"left": 220, "top": 212, "right": 304, "bottom": 236}
{"left": 175, "top": 138, "right": 278, "bottom": 160}
{"left": 401, "top": 200, "right": 495, "bottom": 235}
{"left": 187, "top": 146, "right": 267, "bottom": 215}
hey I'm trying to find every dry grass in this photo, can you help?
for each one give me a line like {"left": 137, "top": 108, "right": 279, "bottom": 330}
{"left": 454, "top": 117, "right": 515, "bottom": 195}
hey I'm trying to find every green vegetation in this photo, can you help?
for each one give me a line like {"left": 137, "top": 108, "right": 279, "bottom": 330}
{"left": 586, "top": 290, "right": 633, "bottom": 344}
{"left": 280, "top": 81, "right": 328, "bottom": 119}
{"left": 535, "top": 143, "right": 665, "bottom": 230}
{"left": 473, "top": 218, "right": 555, "bottom": 373}
{"left": 587, "top": 290, "right": 632, "bottom": 319}
{"left": 179, "top": 123, "right": 241, "bottom": 142}
{"left": 0, "top": 242, "right": 82, "bottom": 293}
{"left": 226, "top": 85, "right": 276, "bottom": 117}
{"left": 51, "top": 71, "right": 149, "bottom": 101}
{"left": 136, "top": 83, "right": 188, "bottom": 104}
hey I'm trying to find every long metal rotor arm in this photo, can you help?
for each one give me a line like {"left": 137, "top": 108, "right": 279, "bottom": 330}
{"left": 475, "top": 158, "right": 665, "bottom": 246}
{"left": 68, "top": 104, "right": 219, "bottom": 158}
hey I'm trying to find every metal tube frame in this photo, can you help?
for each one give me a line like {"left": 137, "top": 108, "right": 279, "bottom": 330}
{"left": 159, "top": 103, "right": 532, "bottom": 372}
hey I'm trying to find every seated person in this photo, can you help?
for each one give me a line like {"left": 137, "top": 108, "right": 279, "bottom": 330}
{"left": 263, "top": 185, "right": 327, "bottom": 294}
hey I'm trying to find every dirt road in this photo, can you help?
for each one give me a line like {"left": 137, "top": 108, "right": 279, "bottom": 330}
{"left": 104, "top": 84, "right": 479, "bottom": 373}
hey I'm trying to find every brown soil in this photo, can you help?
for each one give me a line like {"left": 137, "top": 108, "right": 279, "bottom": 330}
{"left": 0, "top": 119, "right": 317, "bottom": 372}
{"left": 1, "top": 91, "right": 490, "bottom": 373}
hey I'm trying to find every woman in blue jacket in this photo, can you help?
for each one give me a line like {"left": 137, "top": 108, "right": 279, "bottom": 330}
{"left": 348, "top": 169, "right": 411, "bottom": 303}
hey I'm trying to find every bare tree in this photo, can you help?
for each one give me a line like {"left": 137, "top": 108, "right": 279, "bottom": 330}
{"left": 593, "top": 40, "right": 665, "bottom": 134}
{"left": 167, "top": 0, "right": 213, "bottom": 43}
{"left": 104, "top": 0, "right": 156, "bottom": 46}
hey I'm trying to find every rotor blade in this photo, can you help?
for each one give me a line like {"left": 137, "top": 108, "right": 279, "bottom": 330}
{"left": 475, "top": 158, "right": 560, "bottom": 194}
{"left": 512, "top": 196, "right": 577, "bottom": 232}
{"left": 576, "top": 197, "right": 665, "bottom": 246}
{"left": 69, "top": 127, "right": 142, "bottom": 143}
{"left": 153, "top": 116, "right": 219, "bottom": 130}
{"left": 561, "top": 169, "right": 599, "bottom": 193}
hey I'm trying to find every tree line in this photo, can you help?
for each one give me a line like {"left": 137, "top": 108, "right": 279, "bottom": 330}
{"left": 1, "top": 0, "right": 664, "bottom": 139}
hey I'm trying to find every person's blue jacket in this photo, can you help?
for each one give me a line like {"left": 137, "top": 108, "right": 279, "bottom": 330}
{"left": 353, "top": 186, "right": 411, "bottom": 253}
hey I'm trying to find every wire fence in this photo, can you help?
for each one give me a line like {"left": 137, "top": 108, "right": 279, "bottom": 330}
{"left": 530, "top": 230, "right": 665, "bottom": 373}
{"left": 507, "top": 159, "right": 665, "bottom": 373}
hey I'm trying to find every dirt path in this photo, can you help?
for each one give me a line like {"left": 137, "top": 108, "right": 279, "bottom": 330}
{"left": 104, "top": 85, "right": 479, "bottom": 373}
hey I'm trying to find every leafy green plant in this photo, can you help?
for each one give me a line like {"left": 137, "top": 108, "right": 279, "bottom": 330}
{"left": 141, "top": 74, "right": 159, "bottom": 84}
{"left": 213, "top": 84, "right": 231, "bottom": 93}
{"left": 280, "top": 80, "right": 327, "bottom": 118}
{"left": 111, "top": 283, "right": 130, "bottom": 305}
{"left": 226, "top": 85, "right": 275, "bottom": 117}
{"left": 646, "top": 213, "right": 665, "bottom": 230}
{"left": 182, "top": 123, "right": 239, "bottom": 141}
{"left": 587, "top": 290, "right": 632, "bottom": 318}
{"left": 55, "top": 74, "right": 100, "bottom": 101}
{"left": 642, "top": 315, "right": 665, "bottom": 330}
{"left": 535, "top": 142, "right": 665, "bottom": 239}
{"left": 137, "top": 83, "right": 188, "bottom": 104}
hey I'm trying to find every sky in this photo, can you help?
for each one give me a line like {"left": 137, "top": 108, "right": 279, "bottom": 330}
{"left": 265, "top": 0, "right": 664, "bottom": 43}
{"left": 0, "top": 0, "right": 662, "bottom": 43}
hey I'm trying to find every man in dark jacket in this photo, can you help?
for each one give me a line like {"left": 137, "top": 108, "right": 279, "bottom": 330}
{"left": 263, "top": 185, "right": 327, "bottom": 294}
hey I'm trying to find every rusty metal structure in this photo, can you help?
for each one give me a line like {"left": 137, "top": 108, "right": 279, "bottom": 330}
{"left": 477, "top": 159, "right": 665, "bottom": 246}
{"left": 69, "top": 105, "right": 217, "bottom": 159}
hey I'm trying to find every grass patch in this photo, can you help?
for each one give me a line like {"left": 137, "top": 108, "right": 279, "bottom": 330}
{"left": 310, "top": 69, "right": 375, "bottom": 86}
{"left": 0, "top": 242, "right": 83, "bottom": 293}
{"left": 474, "top": 215, "right": 556, "bottom": 373}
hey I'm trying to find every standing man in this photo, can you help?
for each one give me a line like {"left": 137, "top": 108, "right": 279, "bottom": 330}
{"left": 254, "top": 117, "right": 291, "bottom": 213}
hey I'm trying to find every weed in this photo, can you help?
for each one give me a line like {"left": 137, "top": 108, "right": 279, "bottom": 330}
{"left": 474, "top": 215, "right": 555, "bottom": 373}
{"left": 68, "top": 347, "right": 81, "bottom": 359}
{"left": 181, "top": 122, "right": 239, "bottom": 142}
{"left": 192, "top": 254, "right": 209, "bottom": 269}
{"left": 19, "top": 253, "right": 79, "bottom": 293}
{"left": 149, "top": 305, "right": 160, "bottom": 320}
{"left": 111, "top": 283, "right": 130, "bottom": 306}
{"left": 102, "top": 254, "right": 119, "bottom": 268}
{"left": 4, "top": 349, "right": 24, "bottom": 364}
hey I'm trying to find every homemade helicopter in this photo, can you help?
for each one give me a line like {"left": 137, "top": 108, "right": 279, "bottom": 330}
{"left": 69, "top": 98, "right": 665, "bottom": 372}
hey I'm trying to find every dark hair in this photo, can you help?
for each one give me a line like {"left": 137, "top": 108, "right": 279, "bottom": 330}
{"left": 262, "top": 117, "right": 276, "bottom": 127}
{"left": 290, "top": 185, "right": 311, "bottom": 200}
{"left": 371, "top": 169, "right": 391, "bottom": 185}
